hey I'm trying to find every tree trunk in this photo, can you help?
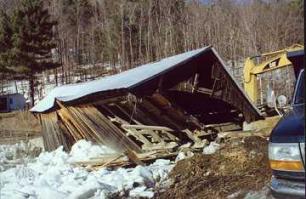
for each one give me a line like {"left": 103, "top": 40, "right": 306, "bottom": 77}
{"left": 14, "top": 81, "right": 18, "bottom": 93}
{"left": 29, "top": 75, "right": 35, "bottom": 107}
{"left": 121, "top": 4, "right": 126, "bottom": 70}
{"left": 55, "top": 68, "right": 58, "bottom": 86}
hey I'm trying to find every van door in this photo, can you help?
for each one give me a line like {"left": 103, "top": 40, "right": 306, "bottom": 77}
{"left": 299, "top": 142, "right": 305, "bottom": 169}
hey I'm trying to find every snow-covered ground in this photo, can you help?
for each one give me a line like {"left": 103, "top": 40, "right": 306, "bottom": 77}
{"left": 0, "top": 140, "right": 175, "bottom": 199}
{"left": 0, "top": 139, "right": 271, "bottom": 199}
{"left": 202, "top": 141, "right": 220, "bottom": 155}
{"left": 0, "top": 140, "right": 223, "bottom": 199}
{"left": 0, "top": 142, "right": 41, "bottom": 172}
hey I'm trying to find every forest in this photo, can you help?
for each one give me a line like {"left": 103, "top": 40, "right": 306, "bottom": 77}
{"left": 0, "top": 0, "right": 303, "bottom": 77}
{"left": 0, "top": 1, "right": 304, "bottom": 198}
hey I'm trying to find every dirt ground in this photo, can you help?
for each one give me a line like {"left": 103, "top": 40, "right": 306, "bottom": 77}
{"left": 0, "top": 111, "right": 41, "bottom": 144}
{"left": 0, "top": 112, "right": 278, "bottom": 198}
{"left": 0, "top": 111, "right": 40, "bottom": 131}
{"left": 154, "top": 116, "right": 280, "bottom": 199}
{"left": 155, "top": 135, "right": 272, "bottom": 199}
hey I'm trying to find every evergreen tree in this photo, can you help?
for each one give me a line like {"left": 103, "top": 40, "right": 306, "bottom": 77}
{"left": 0, "top": 10, "right": 13, "bottom": 72}
{"left": 10, "top": 0, "right": 59, "bottom": 106}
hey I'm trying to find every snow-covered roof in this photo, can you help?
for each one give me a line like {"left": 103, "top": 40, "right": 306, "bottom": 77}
{"left": 31, "top": 47, "right": 210, "bottom": 113}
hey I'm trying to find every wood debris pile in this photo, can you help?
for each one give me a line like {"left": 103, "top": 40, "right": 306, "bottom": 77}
{"left": 39, "top": 93, "right": 218, "bottom": 152}
{"left": 33, "top": 47, "right": 263, "bottom": 165}
{"left": 72, "top": 150, "right": 178, "bottom": 171}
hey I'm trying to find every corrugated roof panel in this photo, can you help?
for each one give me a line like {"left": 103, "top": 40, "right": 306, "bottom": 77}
{"left": 31, "top": 47, "right": 209, "bottom": 113}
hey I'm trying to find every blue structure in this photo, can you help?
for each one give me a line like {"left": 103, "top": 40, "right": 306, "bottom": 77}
{"left": 0, "top": 93, "right": 26, "bottom": 112}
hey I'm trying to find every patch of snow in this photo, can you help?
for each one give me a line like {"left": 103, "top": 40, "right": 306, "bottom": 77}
{"left": 175, "top": 151, "right": 194, "bottom": 162}
{"left": 203, "top": 142, "right": 220, "bottom": 155}
{"left": 244, "top": 186, "right": 274, "bottom": 199}
{"left": 28, "top": 137, "right": 44, "bottom": 149}
{"left": 68, "top": 140, "right": 116, "bottom": 162}
{"left": 147, "top": 159, "right": 174, "bottom": 183}
{"left": 0, "top": 141, "right": 41, "bottom": 172}
{"left": 227, "top": 190, "right": 242, "bottom": 199}
{"left": 0, "top": 140, "right": 174, "bottom": 199}
{"left": 129, "top": 186, "right": 154, "bottom": 198}
{"left": 175, "top": 152, "right": 186, "bottom": 162}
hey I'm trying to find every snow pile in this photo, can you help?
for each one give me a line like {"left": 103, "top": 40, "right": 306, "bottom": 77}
{"left": 0, "top": 140, "right": 174, "bottom": 199}
{"left": 68, "top": 139, "right": 116, "bottom": 162}
{"left": 0, "top": 142, "right": 41, "bottom": 172}
{"left": 202, "top": 142, "right": 220, "bottom": 155}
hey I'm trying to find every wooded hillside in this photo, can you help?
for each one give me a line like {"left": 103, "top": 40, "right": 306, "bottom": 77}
{"left": 0, "top": 0, "right": 303, "bottom": 72}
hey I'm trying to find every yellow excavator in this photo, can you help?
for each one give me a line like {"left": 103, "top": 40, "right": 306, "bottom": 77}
{"left": 243, "top": 44, "right": 304, "bottom": 113}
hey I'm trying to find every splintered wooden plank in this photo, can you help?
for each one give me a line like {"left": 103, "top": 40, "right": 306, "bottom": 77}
{"left": 119, "top": 101, "right": 159, "bottom": 126}
{"left": 72, "top": 150, "right": 177, "bottom": 170}
{"left": 113, "top": 104, "right": 143, "bottom": 125}
{"left": 121, "top": 124, "right": 179, "bottom": 142}
{"left": 40, "top": 112, "right": 70, "bottom": 151}
{"left": 81, "top": 106, "right": 142, "bottom": 152}
{"left": 57, "top": 101, "right": 108, "bottom": 145}
{"left": 100, "top": 104, "right": 136, "bottom": 126}
{"left": 69, "top": 106, "right": 107, "bottom": 143}
{"left": 149, "top": 93, "right": 203, "bottom": 129}
{"left": 43, "top": 98, "right": 198, "bottom": 155}
{"left": 182, "top": 129, "right": 202, "bottom": 142}
{"left": 40, "top": 114, "right": 51, "bottom": 150}
{"left": 125, "top": 149, "right": 144, "bottom": 166}
{"left": 97, "top": 154, "right": 125, "bottom": 168}
{"left": 57, "top": 118, "right": 75, "bottom": 150}
{"left": 144, "top": 129, "right": 164, "bottom": 143}
{"left": 56, "top": 100, "right": 142, "bottom": 154}
{"left": 57, "top": 110, "right": 84, "bottom": 140}
{"left": 139, "top": 99, "right": 182, "bottom": 130}
{"left": 41, "top": 99, "right": 143, "bottom": 152}
{"left": 60, "top": 103, "right": 115, "bottom": 146}
{"left": 57, "top": 102, "right": 89, "bottom": 140}
{"left": 120, "top": 124, "right": 181, "bottom": 151}
{"left": 122, "top": 124, "right": 174, "bottom": 131}
{"left": 109, "top": 116, "right": 130, "bottom": 125}
{"left": 124, "top": 128, "right": 153, "bottom": 146}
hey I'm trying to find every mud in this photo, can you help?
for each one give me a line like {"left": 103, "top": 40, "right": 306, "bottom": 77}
{"left": 155, "top": 136, "right": 271, "bottom": 199}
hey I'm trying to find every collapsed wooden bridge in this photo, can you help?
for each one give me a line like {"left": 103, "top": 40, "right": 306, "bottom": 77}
{"left": 31, "top": 46, "right": 263, "bottom": 157}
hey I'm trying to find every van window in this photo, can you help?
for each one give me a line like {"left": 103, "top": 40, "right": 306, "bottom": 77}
{"left": 294, "top": 71, "right": 304, "bottom": 104}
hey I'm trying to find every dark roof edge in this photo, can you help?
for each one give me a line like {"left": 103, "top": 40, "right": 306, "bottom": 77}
{"left": 211, "top": 47, "right": 263, "bottom": 119}
{"left": 129, "top": 46, "right": 212, "bottom": 90}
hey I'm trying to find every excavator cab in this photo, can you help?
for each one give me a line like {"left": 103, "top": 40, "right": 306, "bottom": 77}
{"left": 243, "top": 44, "right": 304, "bottom": 115}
